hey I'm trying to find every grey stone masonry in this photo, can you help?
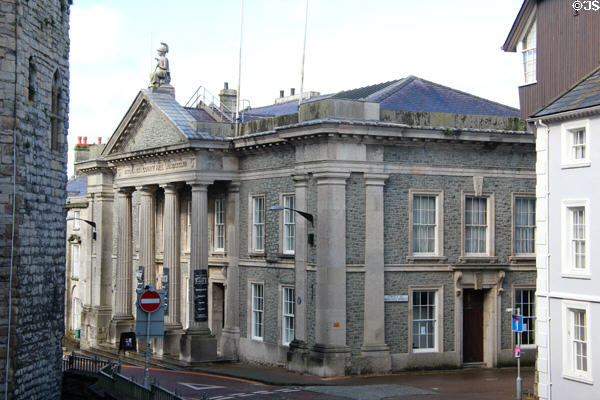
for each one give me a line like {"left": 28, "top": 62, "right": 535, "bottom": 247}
{"left": 0, "top": 0, "right": 70, "bottom": 398}
{"left": 384, "top": 272, "right": 455, "bottom": 354}
{"left": 345, "top": 173, "right": 365, "bottom": 265}
{"left": 383, "top": 173, "right": 535, "bottom": 265}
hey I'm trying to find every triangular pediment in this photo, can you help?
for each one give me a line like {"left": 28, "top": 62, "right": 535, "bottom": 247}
{"left": 103, "top": 90, "right": 196, "bottom": 156}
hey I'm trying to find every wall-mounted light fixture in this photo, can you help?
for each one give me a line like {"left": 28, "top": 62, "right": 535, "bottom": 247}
{"left": 268, "top": 205, "right": 314, "bottom": 245}
{"left": 66, "top": 217, "right": 97, "bottom": 240}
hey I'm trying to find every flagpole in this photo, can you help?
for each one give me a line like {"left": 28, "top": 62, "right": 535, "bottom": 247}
{"left": 298, "top": 0, "right": 309, "bottom": 106}
{"left": 235, "top": 0, "right": 244, "bottom": 136}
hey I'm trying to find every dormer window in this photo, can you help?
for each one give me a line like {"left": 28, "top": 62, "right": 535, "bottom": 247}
{"left": 522, "top": 21, "right": 536, "bottom": 84}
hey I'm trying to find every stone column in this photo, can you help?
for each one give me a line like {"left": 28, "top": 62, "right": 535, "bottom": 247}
{"left": 181, "top": 181, "right": 217, "bottom": 362}
{"left": 288, "top": 175, "right": 310, "bottom": 372}
{"left": 160, "top": 183, "right": 183, "bottom": 357}
{"left": 361, "top": 173, "right": 391, "bottom": 372}
{"left": 88, "top": 191, "right": 114, "bottom": 347}
{"left": 221, "top": 182, "right": 240, "bottom": 360}
{"left": 138, "top": 186, "right": 156, "bottom": 287}
{"left": 110, "top": 187, "right": 134, "bottom": 344}
{"left": 311, "top": 172, "right": 351, "bottom": 377}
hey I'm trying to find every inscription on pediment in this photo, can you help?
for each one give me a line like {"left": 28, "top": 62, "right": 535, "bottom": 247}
{"left": 117, "top": 157, "right": 196, "bottom": 178}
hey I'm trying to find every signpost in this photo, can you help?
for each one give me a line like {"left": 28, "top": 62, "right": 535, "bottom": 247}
{"left": 135, "top": 283, "right": 166, "bottom": 389}
{"left": 512, "top": 310, "right": 523, "bottom": 400}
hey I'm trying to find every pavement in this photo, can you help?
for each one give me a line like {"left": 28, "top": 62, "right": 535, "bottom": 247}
{"left": 119, "top": 362, "right": 536, "bottom": 400}
{"left": 73, "top": 345, "right": 536, "bottom": 399}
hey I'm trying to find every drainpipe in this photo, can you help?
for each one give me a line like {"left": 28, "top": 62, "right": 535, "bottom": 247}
{"left": 536, "top": 118, "right": 552, "bottom": 399}
{"left": 5, "top": 1, "right": 19, "bottom": 399}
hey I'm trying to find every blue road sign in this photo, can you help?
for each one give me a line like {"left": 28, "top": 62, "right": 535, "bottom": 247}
{"left": 512, "top": 314, "right": 523, "bottom": 332}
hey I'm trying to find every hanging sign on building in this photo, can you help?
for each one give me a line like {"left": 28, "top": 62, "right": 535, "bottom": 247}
{"left": 384, "top": 295, "right": 409, "bottom": 303}
{"left": 194, "top": 269, "right": 208, "bottom": 322}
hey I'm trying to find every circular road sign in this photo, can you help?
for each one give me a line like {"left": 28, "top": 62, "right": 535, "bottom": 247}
{"left": 139, "top": 290, "right": 161, "bottom": 313}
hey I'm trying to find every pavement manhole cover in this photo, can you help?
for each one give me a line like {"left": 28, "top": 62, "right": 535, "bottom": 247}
{"left": 304, "top": 384, "right": 435, "bottom": 399}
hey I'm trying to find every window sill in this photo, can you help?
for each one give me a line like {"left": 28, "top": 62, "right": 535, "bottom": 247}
{"left": 509, "top": 255, "right": 536, "bottom": 263}
{"left": 562, "top": 373, "right": 594, "bottom": 385}
{"left": 407, "top": 255, "right": 447, "bottom": 263}
{"left": 278, "top": 253, "right": 295, "bottom": 259}
{"left": 459, "top": 256, "right": 498, "bottom": 264}
{"left": 411, "top": 348, "right": 439, "bottom": 354}
{"left": 251, "top": 337, "right": 264, "bottom": 342}
{"left": 211, "top": 251, "right": 227, "bottom": 257}
{"left": 561, "top": 272, "right": 591, "bottom": 280}
{"left": 561, "top": 161, "right": 591, "bottom": 169}
{"left": 248, "top": 252, "right": 265, "bottom": 258}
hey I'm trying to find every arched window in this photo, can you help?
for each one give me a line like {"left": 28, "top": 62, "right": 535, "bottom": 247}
{"left": 28, "top": 56, "right": 36, "bottom": 102}
{"left": 50, "top": 70, "right": 61, "bottom": 151}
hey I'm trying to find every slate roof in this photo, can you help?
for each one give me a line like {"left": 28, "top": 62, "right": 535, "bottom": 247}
{"left": 532, "top": 66, "right": 600, "bottom": 118}
{"left": 142, "top": 89, "right": 213, "bottom": 139}
{"left": 244, "top": 76, "right": 519, "bottom": 119}
{"left": 67, "top": 174, "right": 88, "bottom": 198}
{"left": 184, "top": 107, "right": 217, "bottom": 122}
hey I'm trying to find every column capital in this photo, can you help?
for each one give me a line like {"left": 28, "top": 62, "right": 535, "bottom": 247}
{"left": 227, "top": 180, "right": 241, "bottom": 193}
{"left": 313, "top": 172, "right": 351, "bottom": 186}
{"left": 364, "top": 173, "right": 389, "bottom": 186}
{"left": 293, "top": 174, "right": 309, "bottom": 187}
{"left": 187, "top": 181, "right": 212, "bottom": 191}
{"left": 114, "top": 186, "right": 134, "bottom": 195}
{"left": 160, "top": 182, "right": 182, "bottom": 194}
{"left": 136, "top": 185, "right": 158, "bottom": 195}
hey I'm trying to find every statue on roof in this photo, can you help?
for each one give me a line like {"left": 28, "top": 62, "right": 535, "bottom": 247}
{"left": 149, "top": 42, "right": 171, "bottom": 88}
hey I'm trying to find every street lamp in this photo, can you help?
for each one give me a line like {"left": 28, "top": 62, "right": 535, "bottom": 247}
{"left": 268, "top": 205, "right": 314, "bottom": 245}
{"left": 66, "top": 217, "right": 97, "bottom": 240}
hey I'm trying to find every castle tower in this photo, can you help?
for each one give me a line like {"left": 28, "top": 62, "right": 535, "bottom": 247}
{"left": 0, "top": 0, "right": 70, "bottom": 398}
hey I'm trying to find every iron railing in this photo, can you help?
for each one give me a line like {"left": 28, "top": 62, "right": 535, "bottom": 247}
{"left": 184, "top": 85, "right": 234, "bottom": 122}
{"left": 96, "top": 363, "right": 185, "bottom": 400}
{"left": 62, "top": 352, "right": 114, "bottom": 373}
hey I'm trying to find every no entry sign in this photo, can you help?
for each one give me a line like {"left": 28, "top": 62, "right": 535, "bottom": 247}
{"left": 139, "top": 290, "right": 161, "bottom": 313}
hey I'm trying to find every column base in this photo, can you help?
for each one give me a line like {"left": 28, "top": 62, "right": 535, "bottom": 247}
{"left": 179, "top": 328, "right": 217, "bottom": 363}
{"left": 287, "top": 339, "right": 310, "bottom": 373}
{"left": 355, "top": 343, "right": 391, "bottom": 374}
{"left": 306, "top": 344, "right": 351, "bottom": 377}
{"left": 108, "top": 316, "right": 134, "bottom": 345}
{"left": 220, "top": 327, "right": 240, "bottom": 360}
{"left": 158, "top": 326, "right": 184, "bottom": 358}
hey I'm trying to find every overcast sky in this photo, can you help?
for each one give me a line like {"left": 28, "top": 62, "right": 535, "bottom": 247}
{"left": 68, "top": 0, "right": 525, "bottom": 176}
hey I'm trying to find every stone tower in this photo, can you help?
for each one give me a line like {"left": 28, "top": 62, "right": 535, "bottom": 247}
{"left": 0, "top": 0, "right": 70, "bottom": 398}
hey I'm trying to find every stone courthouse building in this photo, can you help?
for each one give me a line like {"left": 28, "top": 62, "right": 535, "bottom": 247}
{"left": 68, "top": 59, "right": 537, "bottom": 376}
{"left": 1, "top": 0, "right": 70, "bottom": 398}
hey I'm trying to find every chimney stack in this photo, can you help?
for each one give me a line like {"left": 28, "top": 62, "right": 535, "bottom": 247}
{"left": 83, "top": 136, "right": 87, "bottom": 145}
{"left": 219, "top": 81, "right": 237, "bottom": 114}
{"left": 77, "top": 136, "right": 82, "bottom": 145}
{"left": 98, "top": 137, "right": 102, "bottom": 144}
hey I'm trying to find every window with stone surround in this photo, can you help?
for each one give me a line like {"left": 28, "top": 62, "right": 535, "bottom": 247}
{"left": 251, "top": 195, "right": 265, "bottom": 253}
{"left": 73, "top": 210, "right": 80, "bottom": 230}
{"left": 71, "top": 244, "right": 80, "bottom": 278}
{"left": 514, "top": 288, "right": 535, "bottom": 345}
{"left": 410, "top": 287, "right": 442, "bottom": 352}
{"left": 282, "top": 286, "right": 295, "bottom": 346}
{"left": 408, "top": 190, "right": 444, "bottom": 260}
{"left": 214, "top": 198, "right": 225, "bottom": 252}
{"left": 513, "top": 196, "right": 535, "bottom": 256}
{"left": 283, "top": 194, "right": 295, "bottom": 254}
{"left": 251, "top": 283, "right": 264, "bottom": 340}
{"left": 462, "top": 194, "right": 494, "bottom": 257}
{"left": 562, "top": 301, "right": 592, "bottom": 383}
{"left": 28, "top": 56, "right": 37, "bottom": 102}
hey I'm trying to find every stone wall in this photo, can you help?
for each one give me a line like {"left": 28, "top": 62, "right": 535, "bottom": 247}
{"left": 383, "top": 173, "right": 535, "bottom": 265}
{"left": 0, "top": 0, "right": 70, "bottom": 398}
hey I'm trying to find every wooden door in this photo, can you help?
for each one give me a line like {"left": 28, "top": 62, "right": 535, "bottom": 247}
{"left": 463, "top": 289, "right": 484, "bottom": 363}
